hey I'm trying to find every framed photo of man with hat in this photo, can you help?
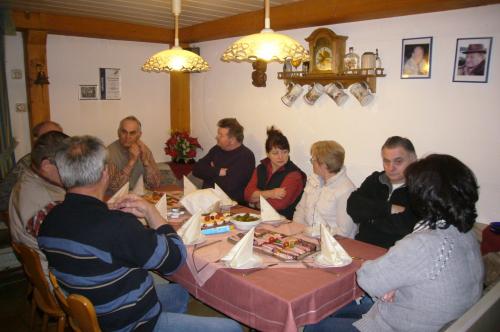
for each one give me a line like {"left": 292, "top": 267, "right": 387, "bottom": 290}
{"left": 453, "top": 37, "right": 493, "bottom": 83}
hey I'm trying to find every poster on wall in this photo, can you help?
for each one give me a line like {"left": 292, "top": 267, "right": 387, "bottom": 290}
{"left": 400, "top": 37, "right": 433, "bottom": 79}
{"left": 452, "top": 37, "right": 493, "bottom": 83}
{"left": 100, "top": 68, "right": 121, "bottom": 99}
{"left": 79, "top": 85, "right": 98, "bottom": 100}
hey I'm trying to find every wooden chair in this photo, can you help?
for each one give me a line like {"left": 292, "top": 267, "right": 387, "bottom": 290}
{"left": 11, "top": 242, "right": 66, "bottom": 332}
{"left": 49, "top": 272, "right": 101, "bottom": 332}
{"left": 10, "top": 240, "right": 37, "bottom": 329}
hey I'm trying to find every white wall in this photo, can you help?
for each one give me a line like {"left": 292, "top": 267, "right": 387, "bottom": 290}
{"left": 46, "top": 35, "right": 171, "bottom": 161}
{"left": 191, "top": 5, "right": 500, "bottom": 224}
{"left": 5, "top": 32, "right": 30, "bottom": 160}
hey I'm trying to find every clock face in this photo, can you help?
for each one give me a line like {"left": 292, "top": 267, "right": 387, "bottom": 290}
{"left": 315, "top": 46, "right": 333, "bottom": 71}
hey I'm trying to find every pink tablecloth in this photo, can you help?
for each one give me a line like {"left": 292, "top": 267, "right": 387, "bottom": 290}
{"left": 170, "top": 230, "right": 386, "bottom": 331}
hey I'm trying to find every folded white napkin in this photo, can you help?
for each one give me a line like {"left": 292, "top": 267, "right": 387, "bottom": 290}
{"left": 108, "top": 182, "right": 129, "bottom": 204}
{"left": 259, "top": 195, "right": 281, "bottom": 222}
{"left": 155, "top": 193, "right": 168, "bottom": 218}
{"left": 316, "top": 224, "right": 352, "bottom": 266}
{"left": 177, "top": 212, "right": 204, "bottom": 245}
{"left": 183, "top": 176, "right": 198, "bottom": 196}
{"left": 132, "top": 175, "right": 145, "bottom": 195}
{"left": 214, "top": 183, "right": 235, "bottom": 206}
{"left": 222, "top": 227, "right": 262, "bottom": 268}
{"left": 180, "top": 189, "right": 220, "bottom": 215}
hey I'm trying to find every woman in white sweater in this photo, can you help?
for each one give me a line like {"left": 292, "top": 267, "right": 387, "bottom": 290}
{"left": 293, "top": 140, "right": 357, "bottom": 238}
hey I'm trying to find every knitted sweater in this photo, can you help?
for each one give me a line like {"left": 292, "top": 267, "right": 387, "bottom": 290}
{"left": 354, "top": 225, "right": 484, "bottom": 332}
{"left": 38, "top": 193, "right": 186, "bottom": 331}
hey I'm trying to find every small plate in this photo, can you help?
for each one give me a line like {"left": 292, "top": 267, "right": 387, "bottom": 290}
{"left": 313, "top": 254, "right": 352, "bottom": 268}
{"left": 223, "top": 255, "right": 264, "bottom": 269}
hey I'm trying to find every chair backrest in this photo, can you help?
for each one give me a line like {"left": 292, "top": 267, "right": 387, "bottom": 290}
{"left": 11, "top": 242, "right": 62, "bottom": 315}
{"left": 67, "top": 294, "right": 102, "bottom": 332}
{"left": 49, "top": 272, "right": 70, "bottom": 313}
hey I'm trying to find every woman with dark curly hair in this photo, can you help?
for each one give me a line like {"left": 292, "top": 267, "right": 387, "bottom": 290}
{"left": 305, "top": 154, "right": 484, "bottom": 332}
{"left": 244, "top": 126, "right": 306, "bottom": 219}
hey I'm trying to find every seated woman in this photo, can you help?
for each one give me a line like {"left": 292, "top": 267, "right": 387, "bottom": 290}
{"left": 305, "top": 154, "right": 484, "bottom": 332}
{"left": 293, "top": 140, "right": 357, "bottom": 238}
{"left": 244, "top": 127, "right": 306, "bottom": 220}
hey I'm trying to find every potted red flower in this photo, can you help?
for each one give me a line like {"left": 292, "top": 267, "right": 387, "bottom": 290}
{"left": 164, "top": 131, "right": 202, "bottom": 164}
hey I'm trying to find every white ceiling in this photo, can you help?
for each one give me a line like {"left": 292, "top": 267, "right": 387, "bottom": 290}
{"left": 2, "top": 0, "right": 301, "bottom": 28}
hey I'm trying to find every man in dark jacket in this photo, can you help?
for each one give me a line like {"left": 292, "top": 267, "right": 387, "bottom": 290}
{"left": 347, "top": 136, "right": 418, "bottom": 248}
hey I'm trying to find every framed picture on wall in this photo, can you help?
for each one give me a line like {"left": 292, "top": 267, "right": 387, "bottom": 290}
{"left": 452, "top": 37, "right": 493, "bottom": 83}
{"left": 79, "top": 85, "right": 98, "bottom": 100}
{"left": 401, "top": 37, "right": 433, "bottom": 79}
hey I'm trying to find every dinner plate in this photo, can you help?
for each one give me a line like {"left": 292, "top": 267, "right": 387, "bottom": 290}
{"left": 222, "top": 255, "right": 264, "bottom": 270}
{"left": 261, "top": 215, "right": 287, "bottom": 226}
{"left": 313, "top": 254, "right": 353, "bottom": 268}
{"left": 303, "top": 228, "right": 321, "bottom": 239}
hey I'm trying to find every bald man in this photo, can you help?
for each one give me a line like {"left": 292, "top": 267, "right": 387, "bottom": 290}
{"left": 0, "top": 121, "right": 63, "bottom": 211}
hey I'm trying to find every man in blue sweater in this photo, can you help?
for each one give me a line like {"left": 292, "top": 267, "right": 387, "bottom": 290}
{"left": 38, "top": 135, "right": 240, "bottom": 332}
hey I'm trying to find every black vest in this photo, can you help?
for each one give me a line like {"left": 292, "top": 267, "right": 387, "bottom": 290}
{"left": 256, "top": 160, "right": 306, "bottom": 220}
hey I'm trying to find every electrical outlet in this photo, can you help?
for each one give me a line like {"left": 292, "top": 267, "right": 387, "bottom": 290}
{"left": 11, "top": 69, "right": 22, "bottom": 80}
{"left": 15, "top": 103, "right": 27, "bottom": 112}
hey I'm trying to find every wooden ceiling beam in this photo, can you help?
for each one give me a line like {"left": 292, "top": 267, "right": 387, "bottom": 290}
{"left": 12, "top": 9, "right": 174, "bottom": 44}
{"left": 179, "top": 0, "right": 500, "bottom": 43}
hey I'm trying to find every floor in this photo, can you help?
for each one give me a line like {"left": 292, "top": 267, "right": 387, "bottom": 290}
{"left": 0, "top": 224, "right": 250, "bottom": 332}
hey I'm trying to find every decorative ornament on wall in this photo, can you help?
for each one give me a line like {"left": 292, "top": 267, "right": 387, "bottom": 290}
{"left": 305, "top": 28, "right": 348, "bottom": 75}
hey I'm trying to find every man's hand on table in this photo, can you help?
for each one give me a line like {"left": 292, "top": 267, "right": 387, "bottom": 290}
{"left": 111, "top": 194, "right": 167, "bottom": 229}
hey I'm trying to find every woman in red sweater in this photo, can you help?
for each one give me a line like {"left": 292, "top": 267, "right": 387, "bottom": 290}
{"left": 244, "top": 127, "right": 306, "bottom": 219}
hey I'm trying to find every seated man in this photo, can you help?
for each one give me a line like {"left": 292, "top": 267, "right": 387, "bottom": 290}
{"left": 38, "top": 135, "right": 241, "bottom": 332}
{"left": 9, "top": 131, "right": 68, "bottom": 277}
{"left": 347, "top": 136, "right": 418, "bottom": 248}
{"left": 107, "top": 116, "right": 160, "bottom": 194}
{"left": 192, "top": 118, "right": 255, "bottom": 204}
{"left": 1, "top": 121, "right": 62, "bottom": 211}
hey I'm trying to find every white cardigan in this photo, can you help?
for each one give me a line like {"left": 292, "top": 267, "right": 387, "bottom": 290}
{"left": 293, "top": 167, "right": 357, "bottom": 238}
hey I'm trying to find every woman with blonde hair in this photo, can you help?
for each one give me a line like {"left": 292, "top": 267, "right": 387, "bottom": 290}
{"left": 293, "top": 140, "right": 357, "bottom": 238}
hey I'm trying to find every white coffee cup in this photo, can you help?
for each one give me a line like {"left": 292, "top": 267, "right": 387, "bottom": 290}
{"left": 303, "top": 83, "right": 324, "bottom": 105}
{"left": 349, "top": 82, "right": 374, "bottom": 106}
{"left": 281, "top": 83, "right": 304, "bottom": 107}
{"left": 324, "top": 82, "right": 349, "bottom": 106}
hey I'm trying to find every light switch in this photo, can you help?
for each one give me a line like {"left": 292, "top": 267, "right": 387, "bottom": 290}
{"left": 11, "top": 69, "right": 22, "bottom": 80}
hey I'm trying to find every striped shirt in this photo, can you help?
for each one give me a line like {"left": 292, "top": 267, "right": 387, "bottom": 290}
{"left": 38, "top": 193, "right": 186, "bottom": 331}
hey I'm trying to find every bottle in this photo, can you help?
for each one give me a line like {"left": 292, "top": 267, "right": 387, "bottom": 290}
{"left": 344, "top": 47, "right": 360, "bottom": 73}
{"left": 375, "top": 49, "right": 382, "bottom": 69}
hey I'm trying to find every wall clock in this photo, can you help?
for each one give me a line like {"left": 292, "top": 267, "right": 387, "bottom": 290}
{"left": 305, "top": 28, "right": 347, "bottom": 74}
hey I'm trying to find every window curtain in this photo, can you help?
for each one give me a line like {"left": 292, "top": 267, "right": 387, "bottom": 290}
{"left": 0, "top": 10, "right": 16, "bottom": 179}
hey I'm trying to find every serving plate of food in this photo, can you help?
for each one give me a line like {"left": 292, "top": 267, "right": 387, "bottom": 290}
{"left": 228, "top": 229, "right": 319, "bottom": 261}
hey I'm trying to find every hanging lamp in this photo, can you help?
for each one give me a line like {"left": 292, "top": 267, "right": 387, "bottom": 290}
{"left": 142, "top": 0, "right": 209, "bottom": 73}
{"left": 221, "top": 0, "right": 308, "bottom": 63}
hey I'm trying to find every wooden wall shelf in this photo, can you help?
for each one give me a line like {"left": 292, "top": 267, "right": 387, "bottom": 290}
{"left": 277, "top": 68, "right": 386, "bottom": 93}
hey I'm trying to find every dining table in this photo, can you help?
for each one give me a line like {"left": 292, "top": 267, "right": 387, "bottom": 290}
{"left": 158, "top": 185, "right": 387, "bottom": 332}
